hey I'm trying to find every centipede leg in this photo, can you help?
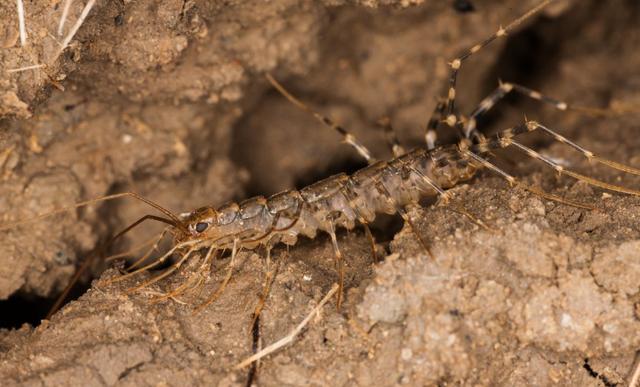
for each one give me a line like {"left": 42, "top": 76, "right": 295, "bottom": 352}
{"left": 378, "top": 117, "right": 406, "bottom": 157}
{"left": 374, "top": 181, "right": 435, "bottom": 260}
{"left": 103, "top": 230, "right": 163, "bottom": 263}
{"left": 193, "top": 238, "right": 239, "bottom": 314}
{"left": 443, "top": 0, "right": 557, "bottom": 129}
{"left": 339, "top": 184, "right": 378, "bottom": 265}
{"left": 250, "top": 245, "right": 273, "bottom": 333}
{"left": 149, "top": 245, "right": 216, "bottom": 304}
{"left": 47, "top": 214, "right": 181, "bottom": 319}
{"left": 265, "top": 73, "right": 377, "bottom": 164}
{"left": 470, "top": 120, "right": 640, "bottom": 184}
{"left": 461, "top": 145, "right": 600, "bottom": 211}
{"left": 425, "top": 98, "right": 446, "bottom": 149}
{"left": 327, "top": 223, "right": 345, "bottom": 311}
{"left": 405, "top": 163, "right": 496, "bottom": 233}
{"left": 120, "top": 248, "right": 195, "bottom": 296}
{"left": 464, "top": 82, "right": 640, "bottom": 142}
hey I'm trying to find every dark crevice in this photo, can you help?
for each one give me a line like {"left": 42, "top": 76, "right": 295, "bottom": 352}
{"left": 583, "top": 358, "right": 619, "bottom": 387}
{"left": 0, "top": 283, "right": 89, "bottom": 329}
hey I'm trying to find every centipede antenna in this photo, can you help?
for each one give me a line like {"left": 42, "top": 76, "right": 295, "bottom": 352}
{"left": 374, "top": 182, "right": 435, "bottom": 259}
{"left": 444, "top": 0, "right": 557, "bottom": 128}
{"left": 506, "top": 139, "right": 640, "bottom": 196}
{"left": 0, "top": 191, "right": 186, "bottom": 234}
{"left": 58, "top": 0, "right": 73, "bottom": 35}
{"left": 193, "top": 238, "right": 239, "bottom": 314}
{"left": 46, "top": 214, "right": 179, "bottom": 319}
{"left": 16, "top": 0, "right": 27, "bottom": 46}
{"left": 265, "top": 73, "right": 378, "bottom": 164}
{"left": 55, "top": 0, "right": 97, "bottom": 59}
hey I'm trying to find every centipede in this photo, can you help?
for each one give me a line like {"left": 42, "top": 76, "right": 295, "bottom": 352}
{"left": 2, "top": 0, "right": 640, "bottom": 384}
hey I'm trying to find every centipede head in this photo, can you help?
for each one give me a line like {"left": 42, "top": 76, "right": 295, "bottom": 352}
{"left": 176, "top": 206, "right": 217, "bottom": 242}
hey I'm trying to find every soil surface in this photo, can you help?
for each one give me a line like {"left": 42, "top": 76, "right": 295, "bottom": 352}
{"left": 1, "top": 0, "right": 640, "bottom": 386}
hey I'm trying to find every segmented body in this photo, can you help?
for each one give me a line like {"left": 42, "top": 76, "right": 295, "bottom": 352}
{"left": 179, "top": 146, "right": 476, "bottom": 252}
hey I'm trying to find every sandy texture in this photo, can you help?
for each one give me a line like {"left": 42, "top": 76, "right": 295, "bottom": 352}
{"left": 1, "top": 0, "right": 640, "bottom": 386}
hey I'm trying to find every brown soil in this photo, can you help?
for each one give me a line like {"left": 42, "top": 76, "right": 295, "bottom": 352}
{"left": 2, "top": 0, "right": 640, "bottom": 386}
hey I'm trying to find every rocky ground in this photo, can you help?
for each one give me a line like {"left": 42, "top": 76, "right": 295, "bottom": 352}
{"left": 1, "top": 0, "right": 640, "bottom": 386}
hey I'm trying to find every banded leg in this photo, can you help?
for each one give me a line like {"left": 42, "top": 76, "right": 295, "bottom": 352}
{"left": 506, "top": 139, "right": 640, "bottom": 196}
{"left": 266, "top": 73, "right": 377, "bottom": 164}
{"left": 462, "top": 148, "right": 600, "bottom": 211}
{"left": 477, "top": 120, "right": 640, "bottom": 177}
{"left": 193, "top": 238, "right": 240, "bottom": 314}
{"left": 426, "top": 98, "right": 447, "bottom": 149}
{"left": 374, "top": 181, "right": 435, "bottom": 260}
{"left": 444, "top": 0, "right": 556, "bottom": 127}
{"left": 464, "top": 81, "right": 640, "bottom": 141}
{"left": 462, "top": 121, "right": 640, "bottom": 207}
{"left": 377, "top": 117, "right": 406, "bottom": 158}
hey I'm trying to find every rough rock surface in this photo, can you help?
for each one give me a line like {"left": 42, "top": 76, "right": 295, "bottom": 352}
{"left": 1, "top": 0, "right": 640, "bottom": 386}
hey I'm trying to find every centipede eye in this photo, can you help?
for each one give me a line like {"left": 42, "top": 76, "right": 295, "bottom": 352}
{"left": 195, "top": 222, "right": 209, "bottom": 233}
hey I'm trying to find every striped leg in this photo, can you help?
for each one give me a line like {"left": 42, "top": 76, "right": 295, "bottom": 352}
{"left": 444, "top": 0, "right": 557, "bottom": 128}
{"left": 475, "top": 121, "right": 640, "bottom": 178}
{"left": 266, "top": 73, "right": 377, "bottom": 164}
{"left": 426, "top": 99, "right": 447, "bottom": 149}
{"left": 464, "top": 81, "right": 640, "bottom": 141}
{"left": 462, "top": 121, "right": 640, "bottom": 207}
{"left": 378, "top": 117, "right": 406, "bottom": 158}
